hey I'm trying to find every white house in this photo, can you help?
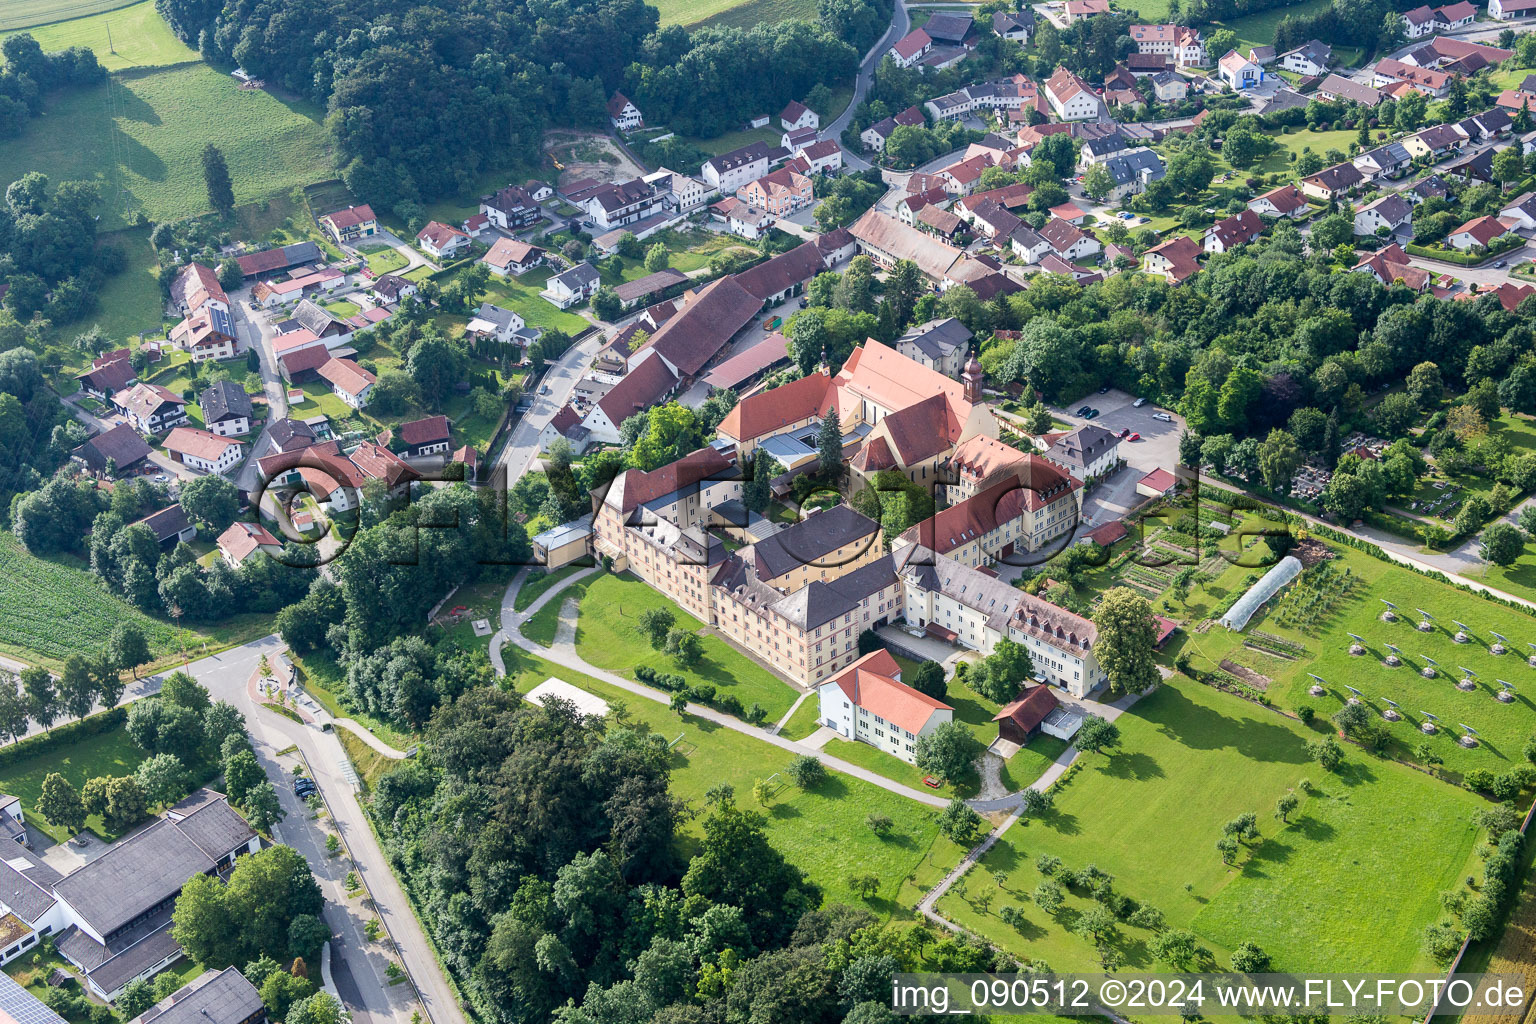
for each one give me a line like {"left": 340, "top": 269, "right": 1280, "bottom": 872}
{"left": 416, "top": 221, "right": 470, "bottom": 259}
{"left": 1039, "top": 217, "right": 1101, "bottom": 262}
{"left": 888, "top": 28, "right": 933, "bottom": 68}
{"left": 779, "top": 100, "right": 819, "bottom": 132}
{"left": 317, "top": 357, "right": 376, "bottom": 410}
{"left": 1500, "top": 191, "right": 1536, "bottom": 230}
{"left": 199, "top": 380, "right": 252, "bottom": 438}
{"left": 163, "top": 427, "right": 245, "bottom": 475}
{"left": 1278, "top": 39, "right": 1331, "bottom": 76}
{"left": 483, "top": 237, "right": 545, "bottom": 277}
{"left": 1218, "top": 50, "right": 1263, "bottom": 89}
{"left": 1044, "top": 67, "right": 1104, "bottom": 120}
{"left": 1489, "top": 0, "right": 1536, "bottom": 20}
{"left": 1248, "top": 184, "right": 1309, "bottom": 218}
{"left": 1354, "top": 193, "right": 1414, "bottom": 236}
{"left": 701, "top": 142, "right": 772, "bottom": 193}
{"left": 541, "top": 262, "right": 602, "bottom": 309}
{"left": 815, "top": 649, "right": 953, "bottom": 764}
{"left": 1128, "top": 23, "right": 1208, "bottom": 66}
{"left": 607, "top": 92, "right": 643, "bottom": 131}
{"left": 466, "top": 301, "right": 531, "bottom": 344}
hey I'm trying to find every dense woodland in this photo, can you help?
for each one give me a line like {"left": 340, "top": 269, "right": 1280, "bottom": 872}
{"left": 153, "top": 0, "right": 885, "bottom": 214}
{"left": 0, "top": 35, "right": 105, "bottom": 139}
{"left": 372, "top": 686, "right": 1010, "bottom": 1024}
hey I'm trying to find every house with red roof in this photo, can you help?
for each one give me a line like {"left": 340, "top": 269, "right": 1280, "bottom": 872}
{"left": 218, "top": 522, "right": 283, "bottom": 568}
{"left": 396, "top": 415, "right": 451, "bottom": 457}
{"left": 317, "top": 357, "right": 376, "bottom": 410}
{"left": 163, "top": 427, "right": 245, "bottom": 475}
{"left": 1141, "top": 235, "right": 1202, "bottom": 284}
{"left": 895, "top": 468, "right": 1081, "bottom": 568}
{"left": 1248, "top": 183, "right": 1309, "bottom": 219}
{"left": 889, "top": 28, "right": 933, "bottom": 67}
{"left": 993, "top": 684, "right": 1060, "bottom": 743}
{"left": 416, "top": 221, "right": 469, "bottom": 260}
{"left": 816, "top": 649, "right": 953, "bottom": 764}
{"left": 607, "top": 92, "right": 642, "bottom": 132}
{"left": 1136, "top": 467, "right": 1179, "bottom": 498}
{"left": 318, "top": 205, "right": 377, "bottom": 245}
{"left": 1448, "top": 214, "right": 1517, "bottom": 251}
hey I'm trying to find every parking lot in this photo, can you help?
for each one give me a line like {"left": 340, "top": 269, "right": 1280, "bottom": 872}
{"left": 1049, "top": 389, "right": 1185, "bottom": 528}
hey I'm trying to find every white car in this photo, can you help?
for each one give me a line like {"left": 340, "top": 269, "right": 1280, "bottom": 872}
{"left": 1153, "top": 412, "right": 1173, "bottom": 423}
{"left": 1133, "top": 397, "right": 1147, "bottom": 408}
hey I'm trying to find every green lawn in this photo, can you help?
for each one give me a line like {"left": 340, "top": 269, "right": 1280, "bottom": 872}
{"left": 522, "top": 577, "right": 580, "bottom": 647}
{"left": 939, "top": 676, "right": 1484, "bottom": 973}
{"left": 693, "top": 0, "right": 817, "bottom": 28}
{"left": 0, "top": 63, "right": 334, "bottom": 231}
{"left": 679, "top": 125, "right": 785, "bottom": 158}
{"left": 1, "top": 0, "right": 146, "bottom": 31}
{"left": 324, "top": 299, "right": 361, "bottom": 318}
{"left": 294, "top": 380, "right": 371, "bottom": 428}
{"left": 473, "top": 265, "right": 589, "bottom": 333}
{"left": 358, "top": 244, "right": 407, "bottom": 277}
{"left": 498, "top": 641, "right": 966, "bottom": 912}
{"left": 0, "top": 720, "right": 149, "bottom": 842}
{"left": 0, "top": 532, "right": 274, "bottom": 670}
{"left": 1211, "top": 0, "right": 1334, "bottom": 50}
{"left": 571, "top": 572, "right": 800, "bottom": 721}
{"left": 778, "top": 693, "right": 823, "bottom": 740}
{"left": 1, "top": 0, "right": 196, "bottom": 69}
{"left": 74, "top": 224, "right": 163, "bottom": 348}
{"left": 1176, "top": 540, "right": 1536, "bottom": 778}
{"left": 513, "top": 564, "right": 592, "bottom": 612}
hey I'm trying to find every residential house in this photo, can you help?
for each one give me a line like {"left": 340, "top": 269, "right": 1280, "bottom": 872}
{"left": 779, "top": 100, "right": 819, "bottom": 132}
{"left": 1129, "top": 24, "right": 1207, "bottom": 65}
{"left": 1141, "top": 234, "right": 1203, "bottom": 283}
{"left": 170, "top": 263, "right": 229, "bottom": 317}
{"left": 1409, "top": 123, "right": 1467, "bottom": 158}
{"left": 965, "top": 198, "right": 1023, "bottom": 241}
{"left": 1489, "top": 0, "right": 1536, "bottom": 20}
{"left": 992, "top": 10, "right": 1034, "bottom": 41}
{"left": 643, "top": 168, "right": 715, "bottom": 213}
{"left": 130, "top": 506, "right": 196, "bottom": 550}
{"left": 316, "top": 357, "right": 376, "bottom": 410}
{"left": 1218, "top": 50, "right": 1264, "bottom": 89}
{"left": 483, "top": 237, "right": 544, "bottom": 277}
{"left": 1354, "top": 141, "right": 1414, "bottom": 180}
{"left": 702, "top": 142, "right": 772, "bottom": 192}
{"left": 1353, "top": 247, "right": 1431, "bottom": 290}
{"left": 916, "top": 204, "right": 963, "bottom": 239}
{"left": 582, "top": 352, "right": 679, "bottom": 445}
{"left": 1438, "top": 1, "right": 1478, "bottom": 25}
{"left": 114, "top": 383, "right": 187, "bottom": 434}
{"left": 163, "top": 427, "right": 245, "bottom": 474}
{"left": 860, "top": 106, "right": 925, "bottom": 151}
{"left": 541, "top": 263, "right": 601, "bottom": 309}
{"left": 169, "top": 306, "right": 236, "bottom": 363}
{"left": 479, "top": 185, "right": 542, "bottom": 230}
{"left": 75, "top": 351, "right": 135, "bottom": 400}
{"left": 540, "top": 405, "right": 592, "bottom": 455}
{"left": 607, "top": 92, "right": 643, "bottom": 131}
{"left": 1373, "top": 58, "right": 1451, "bottom": 96}
{"left": 318, "top": 205, "right": 377, "bottom": 244}
{"left": 1447, "top": 145, "right": 1501, "bottom": 184}
{"left": 1317, "top": 74, "right": 1383, "bottom": 105}
{"left": 815, "top": 649, "right": 953, "bottom": 764}
{"left": 737, "top": 167, "right": 814, "bottom": 215}
{"left": 583, "top": 178, "right": 665, "bottom": 230}
{"left": 847, "top": 210, "right": 965, "bottom": 281}
{"left": 1279, "top": 39, "right": 1331, "bottom": 76}
{"left": 888, "top": 28, "right": 933, "bottom": 67}
{"left": 397, "top": 415, "right": 452, "bottom": 457}
{"left": 1065, "top": 0, "right": 1109, "bottom": 21}
{"left": 796, "top": 139, "right": 844, "bottom": 174}
{"left": 894, "top": 318, "right": 973, "bottom": 378}
{"left": 286, "top": 299, "right": 353, "bottom": 347}
{"left": 1203, "top": 209, "right": 1265, "bottom": 253}
{"left": 1499, "top": 190, "right": 1536, "bottom": 229}
{"left": 1249, "top": 44, "right": 1276, "bottom": 64}
{"left": 1042, "top": 422, "right": 1119, "bottom": 479}
{"left": 416, "top": 221, "right": 469, "bottom": 259}
{"left": 710, "top": 196, "right": 773, "bottom": 239}
{"left": 72, "top": 424, "right": 152, "bottom": 477}
{"left": 1152, "top": 70, "right": 1188, "bottom": 102}
{"left": 1039, "top": 217, "right": 1101, "bottom": 262}
{"left": 268, "top": 418, "right": 317, "bottom": 454}
{"left": 371, "top": 273, "right": 418, "bottom": 305}
{"left": 199, "top": 380, "right": 252, "bottom": 437}
{"left": 217, "top": 522, "right": 283, "bottom": 568}
{"left": 1248, "top": 183, "right": 1309, "bottom": 218}
{"left": 1404, "top": 4, "right": 1439, "bottom": 35}
{"left": 1044, "top": 67, "right": 1104, "bottom": 120}
{"left": 1010, "top": 224, "right": 1052, "bottom": 263}
{"left": 1101, "top": 148, "right": 1166, "bottom": 202}
{"left": 1448, "top": 214, "right": 1516, "bottom": 250}
{"left": 1300, "top": 162, "right": 1365, "bottom": 201}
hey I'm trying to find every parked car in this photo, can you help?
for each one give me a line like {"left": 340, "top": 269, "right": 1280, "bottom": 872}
{"left": 1133, "top": 397, "right": 1147, "bottom": 407}
{"left": 1085, "top": 408, "right": 1100, "bottom": 419}
{"left": 1129, "top": 432, "right": 1141, "bottom": 441}
{"left": 293, "top": 777, "right": 317, "bottom": 796}
{"left": 1097, "top": 386, "right": 1109, "bottom": 394}
{"left": 1494, "top": 260, "right": 1507, "bottom": 268}
{"left": 1117, "top": 427, "right": 1130, "bottom": 438}
{"left": 1076, "top": 405, "right": 1091, "bottom": 416}
{"left": 1153, "top": 412, "right": 1173, "bottom": 423}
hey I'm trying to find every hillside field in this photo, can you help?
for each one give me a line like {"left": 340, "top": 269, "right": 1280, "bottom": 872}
{"left": 0, "top": 0, "right": 139, "bottom": 31}
{"left": 0, "top": 0, "right": 197, "bottom": 70}
{"left": 0, "top": 63, "right": 333, "bottom": 230}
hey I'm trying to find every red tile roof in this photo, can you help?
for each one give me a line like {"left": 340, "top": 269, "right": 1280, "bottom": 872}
{"left": 718, "top": 371, "right": 832, "bottom": 443}
{"left": 322, "top": 205, "right": 376, "bottom": 229}
{"left": 399, "top": 415, "right": 450, "bottom": 446}
{"left": 993, "top": 684, "right": 1059, "bottom": 733}
{"left": 164, "top": 427, "right": 243, "bottom": 462}
{"left": 829, "top": 649, "right": 951, "bottom": 735}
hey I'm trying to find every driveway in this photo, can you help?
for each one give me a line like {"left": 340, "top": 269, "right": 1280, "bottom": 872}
{"left": 493, "top": 333, "right": 602, "bottom": 479}
{"left": 1051, "top": 389, "right": 1183, "bottom": 477}
{"left": 59, "top": 395, "right": 197, "bottom": 483}
{"left": 233, "top": 292, "right": 287, "bottom": 494}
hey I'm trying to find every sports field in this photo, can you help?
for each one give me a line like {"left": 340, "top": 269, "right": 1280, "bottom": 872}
{"left": 0, "top": 63, "right": 333, "bottom": 230}
{"left": 0, "top": 0, "right": 139, "bottom": 31}
{"left": 0, "top": 0, "right": 197, "bottom": 69}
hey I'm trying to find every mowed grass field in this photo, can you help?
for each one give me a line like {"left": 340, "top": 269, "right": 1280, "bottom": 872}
{"left": 937, "top": 677, "right": 1484, "bottom": 973}
{"left": 0, "top": 63, "right": 333, "bottom": 230}
{"left": 498, "top": 640, "right": 967, "bottom": 913}
{"left": 1210, "top": 0, "right": 1334, "bottom": 51}
{"left": 0, "top": 720, "right": 149, "bottom": 842}
{"left": 0, "top": 0, "right": 139, "bottom": 30}
{"left": 692, "top": 0, "right": 817, "bottom": 29}
{"left": 1, "top": 0, "right": 197, "bottom": 70}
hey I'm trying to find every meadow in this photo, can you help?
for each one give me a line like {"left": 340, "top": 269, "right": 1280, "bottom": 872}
{"left": 692, "top": 0, "right": 818, "bottom": 29}
{"left": 0, "top": 722, "right": 148, "bottom": 841}
{"left": 937, "top": 677, "right": 1484, "bottom": 973}
{"left": 0, "top": 0, "right": 139, "bottom": 31}
{"left": 0, "top": 63, "right": 333, "bottom": 231}
{"left": 1, "top": 0, "right": 197, "bottom": 69}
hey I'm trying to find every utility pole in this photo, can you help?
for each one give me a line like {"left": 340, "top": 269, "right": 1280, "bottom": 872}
{"left": 106, "top": 21, "right": 115, "bottom": 54}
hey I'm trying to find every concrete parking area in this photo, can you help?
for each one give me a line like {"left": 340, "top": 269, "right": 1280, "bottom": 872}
{"left": 1047, "top": 389, "right": 1185, "bottom": 528}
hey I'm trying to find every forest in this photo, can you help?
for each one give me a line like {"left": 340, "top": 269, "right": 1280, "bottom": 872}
{"left": 0, "top": 34, "right": 105, "bottom": 138}
{"left": 371, "top": 686, "right": 1010, "bottom": 1024}
{"left": 153, "top": 0, "right": 885, "bottom": 214}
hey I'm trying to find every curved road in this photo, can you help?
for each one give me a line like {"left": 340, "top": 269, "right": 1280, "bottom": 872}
{"left": 827, "top": 0, "right": 911, "bottom": 172}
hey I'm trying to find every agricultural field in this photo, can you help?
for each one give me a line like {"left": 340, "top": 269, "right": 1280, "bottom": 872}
{"left": 0, "top": 0, "right": 139, "bottom": 30}
{"left": 1, "top": 0, "right": 197, "bottom": 69}
{"left": 1178, "top": 539, "right": 1536, "bottom": 777}
{"left": 938, "top": 676, "right": 1484, "bottom": 973}
{"left": 691, "top": 0, "right": 818, "bottom": 29}
{"left": 0, "top": 63, "right": 334, "bottom": 231}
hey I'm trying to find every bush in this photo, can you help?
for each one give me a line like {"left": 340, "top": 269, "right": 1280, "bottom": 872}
{"left": 786, "top": 755, "right": 828, "bottom": 789}
{"left": 1296, "top": 704, "right": 1315, "bottom": 723}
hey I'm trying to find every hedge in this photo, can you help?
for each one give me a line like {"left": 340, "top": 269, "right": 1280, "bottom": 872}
{"left": 1405, "top": 235, "right": 1522, "bottom": 267}
{"left": 0, "top": 705, "right": 129, "bottom": 772}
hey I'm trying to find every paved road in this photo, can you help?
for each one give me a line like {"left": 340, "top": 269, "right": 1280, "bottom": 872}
{"left": 0, "top": 640, "right": 462, "bottom": 1024}
{"left": 493, "top": 333, "right": 602, "bottom": 479}
{"left": 826, "top": 0, "right": 911, "bottom": 171}
{"left": 233, "top": 289, "right": 287, "bottom": 494}
{"left": 59, "top": 394, "right": 197, "bottom": 483}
